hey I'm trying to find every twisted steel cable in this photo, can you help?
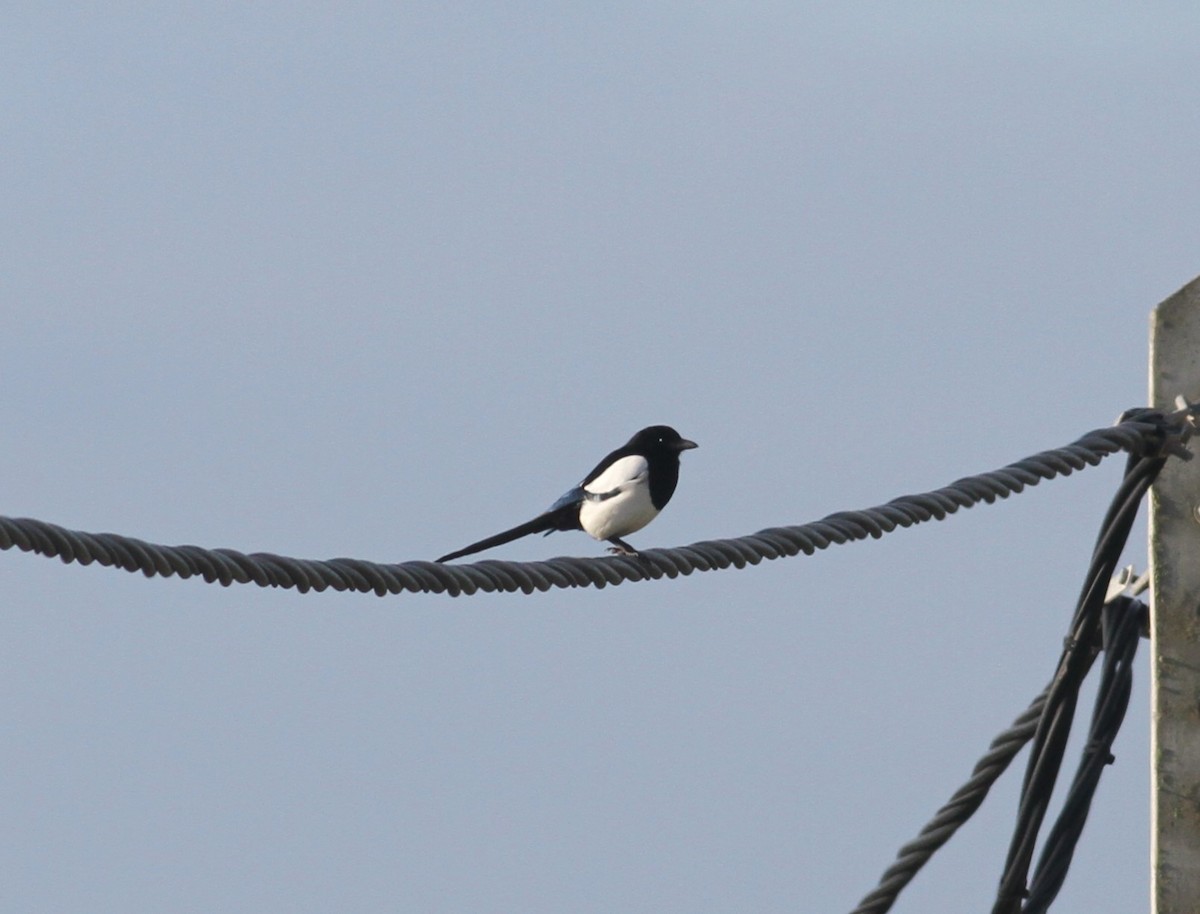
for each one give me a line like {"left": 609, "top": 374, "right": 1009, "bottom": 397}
{"left": 847, "top": 595, "right": 1148, "bottom": 914}
{"left": 847, "top": 685, "right": 1051, "bottom": 914}
{"left": 0, "top": 412, "right": 1173, "bottom": 597}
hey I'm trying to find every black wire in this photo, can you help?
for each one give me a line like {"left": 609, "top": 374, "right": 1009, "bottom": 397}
{"left": 850, "top": 412, "right": 1178, "bottom": 914}
{"left": 991, "top": 442, "right": 1168, "bottom": 914}
{"left": 847, "top": 684, "right": 1050, "bottom": 914}
{"left": 847, "top": 623, "right": 1122, "bottom": 914}
{"left": 0, "top": 414, "right": 1170, "bottom": 597}
{"left": 1022, "top": 596, "right": 1143, "bottom": 914}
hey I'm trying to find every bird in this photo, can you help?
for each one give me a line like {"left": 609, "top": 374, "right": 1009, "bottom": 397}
{"left": 436, "top": 425, "right": 698, "bottom": 562}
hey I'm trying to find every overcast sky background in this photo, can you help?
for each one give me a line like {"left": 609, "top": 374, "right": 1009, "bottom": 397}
{"left": 3, "top": 5, "right": 1199, "bottom": 912}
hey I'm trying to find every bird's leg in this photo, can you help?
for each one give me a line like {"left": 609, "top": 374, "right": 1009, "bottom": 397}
{"left": 605, "top": 537, "right": 640, "bottom": 557}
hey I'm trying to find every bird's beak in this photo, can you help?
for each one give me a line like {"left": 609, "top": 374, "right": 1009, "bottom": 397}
{"left": 676, "top": 439, "right": 698, "bottom": 451}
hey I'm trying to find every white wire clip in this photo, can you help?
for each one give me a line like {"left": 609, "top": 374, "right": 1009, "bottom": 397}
{"left": 1105, "top": 564, "right": 1150, "bottom": 603}
{"left": 1156, "top": 395, "right": 1199, "bottom": 460}
{"left": 1173, "top": 394, "right": 1200, "bottom": 432}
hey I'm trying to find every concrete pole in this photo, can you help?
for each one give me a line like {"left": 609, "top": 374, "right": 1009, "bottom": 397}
{"left": 1148, "top": 274, "right": 1200, "bottom": 914}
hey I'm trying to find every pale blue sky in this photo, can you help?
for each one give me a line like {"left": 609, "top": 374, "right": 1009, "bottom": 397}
{"left": 3, "top": 5, "right": 1199, "bottom": 912}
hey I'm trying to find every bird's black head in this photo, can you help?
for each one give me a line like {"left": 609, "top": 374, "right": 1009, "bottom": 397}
{"left": 627, "top": 425, "right": 698, "bottom": 455}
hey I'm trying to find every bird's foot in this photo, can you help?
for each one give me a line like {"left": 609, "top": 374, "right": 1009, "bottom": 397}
{"left": 605, "top": 537, "right": 642, "bottom": 558}
{"left": 605, "top": 545, "right": 640, "bottom": 556}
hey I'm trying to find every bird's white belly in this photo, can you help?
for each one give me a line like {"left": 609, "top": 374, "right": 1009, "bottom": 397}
{"left": 578, "top": 483, "right": 659, "bottom": 540}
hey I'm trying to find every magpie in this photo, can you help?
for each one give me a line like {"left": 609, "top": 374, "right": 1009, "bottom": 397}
{"left": 436, "top": 425, "right": 697, "bottom": 562}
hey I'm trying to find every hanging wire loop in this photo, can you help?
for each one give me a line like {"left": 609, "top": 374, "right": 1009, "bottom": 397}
{"left": 0, "top": 410, "right": 1186, "bottom": 598}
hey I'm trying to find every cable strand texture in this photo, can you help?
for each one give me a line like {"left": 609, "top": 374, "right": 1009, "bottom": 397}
{"left": 0, "top": 413, "right": 1170, "bottom": 597}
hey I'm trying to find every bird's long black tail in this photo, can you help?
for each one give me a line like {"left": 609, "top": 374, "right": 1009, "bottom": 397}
{"left": 436, "top": 506, "right": 578, "bottom": 563}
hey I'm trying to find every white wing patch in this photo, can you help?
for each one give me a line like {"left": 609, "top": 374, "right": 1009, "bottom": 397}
{"left": 579, "top": 455, "right": 658, "bottom": 540}
{"left": 583, "top": 455, "right": 648, "bottom": 497}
